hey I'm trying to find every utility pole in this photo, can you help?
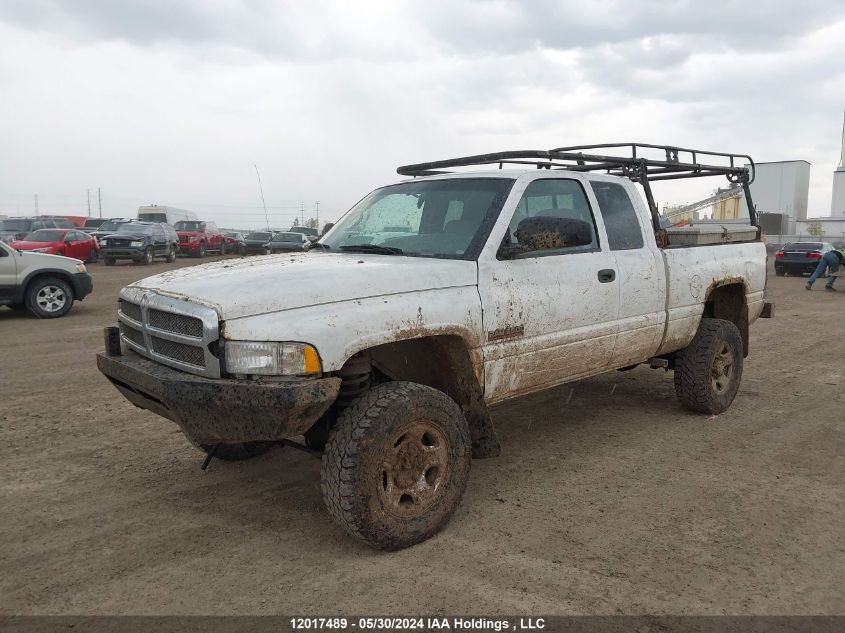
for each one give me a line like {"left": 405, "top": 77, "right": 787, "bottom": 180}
{"left": 315, "top": 200, "right": 319, "bottom": 228}
{"left": 253, "top": 164, "right": 270, "bottom": 230}
{"left": 34, "top": 194, "right": 39, "bottom": 216}
{"left": 300, "top": 200, "right": 304, "bottom": 226}
{"left": 98, "top": 188, "right": 102, "bottom": 218}
{"left": 87, "top": 189, "right": 91, "bottom": 216}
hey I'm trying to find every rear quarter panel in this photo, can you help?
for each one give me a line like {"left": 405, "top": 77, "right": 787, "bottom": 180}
{"left": 657, "top": 241, "right": 767, "bottom": 355}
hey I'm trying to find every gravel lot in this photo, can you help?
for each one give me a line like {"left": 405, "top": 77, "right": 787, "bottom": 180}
{"left": 1, "top": 256, "right": 843, "bottom": 615}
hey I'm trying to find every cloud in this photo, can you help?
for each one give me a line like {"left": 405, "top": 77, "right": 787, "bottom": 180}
{"left": 0, "top": 1, "right": 844, "bottom": 226}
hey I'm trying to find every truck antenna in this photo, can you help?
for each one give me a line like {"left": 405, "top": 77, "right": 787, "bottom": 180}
{"left": 254, "top": 164, "right": 270, "bottom": 230}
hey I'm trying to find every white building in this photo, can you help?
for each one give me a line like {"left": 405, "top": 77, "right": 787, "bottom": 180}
{"left": 831, "top": 110, "right": 845, "bottom": 216}
{"left": 740, "top": 160, "right": 810, "bottom": 234}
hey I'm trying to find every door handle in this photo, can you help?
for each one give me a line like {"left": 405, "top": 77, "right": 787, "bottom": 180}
{"left": 597, "top": 269, "right": 616, "bottom": 283}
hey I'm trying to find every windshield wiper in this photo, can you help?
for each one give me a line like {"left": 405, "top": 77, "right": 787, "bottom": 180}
{"left": 339, "top": 244, "right": 403, "bottom": 255}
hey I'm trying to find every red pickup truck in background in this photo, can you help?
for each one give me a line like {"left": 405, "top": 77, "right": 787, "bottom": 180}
{"left": 173, "top": 220, "right": 226, "bottom": 257}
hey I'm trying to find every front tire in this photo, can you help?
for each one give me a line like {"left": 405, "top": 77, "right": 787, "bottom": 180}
{"left": 141, "top": 247, "right": 154, "bottom": 265}
{"left": 199, "top": 442, "right": 274, "bottom": 461}
{"left": 166, "top": 245, "right": 176, "bottom": 263}
{"left": 26, "top": 276, "right": 74, "bottom": 318}
{"left": 220, "top": 241, "right": 227, "bottom": 255}
{"left": 197, "top": 241, "right": 206, "bottom": 258}
{"left": 104, "top": 257, "right": 115, "bottom": 266}
{"left": 87, "top": 248, "right": 98, "bottom": 264}
{"left": 321, "top": 382, "right": 472, "bottom": 550}
{"left": 673, "top": 318, "right": 743, "bottom": 414}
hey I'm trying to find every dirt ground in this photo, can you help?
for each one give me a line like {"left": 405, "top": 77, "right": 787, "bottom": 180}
{"left": 1, "top": 256, "right": 843, "bottom": 616}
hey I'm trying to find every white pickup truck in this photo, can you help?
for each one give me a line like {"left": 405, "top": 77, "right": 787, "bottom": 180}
{"left": 98, "top": 144, "right": 772, "bottom": 550}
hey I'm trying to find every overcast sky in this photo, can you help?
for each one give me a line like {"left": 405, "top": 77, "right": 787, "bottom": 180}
{"left": 1, "top": 0, "right": 844, "bottom": 228}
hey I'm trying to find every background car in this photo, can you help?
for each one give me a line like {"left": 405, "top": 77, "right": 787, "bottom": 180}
{"left": 773, "top": 242, "right": 834, "bottom": 276}
{"left": 10, "top": 229, "right": 100, "bottom": 263}
{"left": 100, "top": 221, "right": 178, "bottom": 266}
{"left": 224, "top": 232, "right": 247, "bottom": 255}
{"left": 87, "top": 218, "right": 135, "bottom": 242}
{"left": 0, "top": 218, "right": 69, "bottom": 243}
{"left": 266, "top": 231, "right": 310, "bottom": 253}
{"left": 287, "top": 226, "right": 319, "bottom": 239}
{"left": 173, "top": 220, "right": 226, "bottom": 257}
{"left": 243, "top": 231, "right": 273, "bottom": 255}
{"left": 81, "top": 218, "right": 108, "bottom": 231}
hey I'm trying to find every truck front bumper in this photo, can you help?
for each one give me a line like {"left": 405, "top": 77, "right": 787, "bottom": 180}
{"left": 96, "top": 347, "right": 341, "bottom": 446}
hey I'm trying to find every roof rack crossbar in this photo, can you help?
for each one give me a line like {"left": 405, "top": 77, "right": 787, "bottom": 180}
{"left": 396, "top": 143, "right": 758, "bottom": 230}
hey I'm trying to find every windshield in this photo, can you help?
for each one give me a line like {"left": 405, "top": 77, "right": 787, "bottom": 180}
{"left": 23, "top": 230, "right": 65, "bottom": 242}
{"left": 174, "top": 221, "right": 204, "bottom": 231}
{"left": 98, "top": 220, "right": 127, "bottom": 232}
{"left": 139, "top": 213, "right": 167, "bottom": 223}
{"left": 1, "top": 219, "right": 32, "bottom": 231}
{"left": 273, "top": 233, "right": 301, "bottom": 242}
{"left": 320, "top": 178, "right": 515, "bottom": 260}
{"left": 246, "top": 232, "right": 271, "bottom": 240}
{"left": 116, "top": 223, "right": 154, "bottom": 235}
{"left": 225, "top": 232, "right": 241, "bottom": 238}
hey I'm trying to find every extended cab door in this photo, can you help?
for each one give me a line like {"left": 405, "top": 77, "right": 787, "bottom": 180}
{"left": 477, "top": 175, "right": 619, "bottom": 403}
{"left": 587, "top": 177, "right": 666, "bottom": 368}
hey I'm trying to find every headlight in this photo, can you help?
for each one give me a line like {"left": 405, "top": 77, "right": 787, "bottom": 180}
{"left": 130, "top": 240, "right": 143, "bottom": 248}
{"left": 223, "top": 341, "right": 321, "bottom": 376}
{"left": 99, "top": 239, "right": 107, "bottom": 246}
{"left": 75, "top": 263, "right": 87, "bottom": 273}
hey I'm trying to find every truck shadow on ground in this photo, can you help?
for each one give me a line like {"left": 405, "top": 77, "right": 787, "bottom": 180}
{"left": 114, "top": 366, "right": 702, "bottom": 555}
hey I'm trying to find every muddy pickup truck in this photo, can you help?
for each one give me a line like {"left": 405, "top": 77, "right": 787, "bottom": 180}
{"left": 97, "top": 143, "right": 772, "bottom": 550}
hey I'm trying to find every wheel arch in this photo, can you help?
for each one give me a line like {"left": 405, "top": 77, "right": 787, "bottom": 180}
{"left": 338, "top": 334, "right": 500, "bottom": 459}
{"left": 702, "top": 280, "right": 749, "bottom": 357}
{"left": 15, "top": 269, "right": 76, "bottom": 304}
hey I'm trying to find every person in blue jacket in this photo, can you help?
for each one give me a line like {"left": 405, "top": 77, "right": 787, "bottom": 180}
{"left": 806, "top": 248, "right": 845, "bottom": 291}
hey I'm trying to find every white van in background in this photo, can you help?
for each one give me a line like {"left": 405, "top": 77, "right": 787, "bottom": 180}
{"left": 137, "top": 205, "right": 198, "bottom": 225}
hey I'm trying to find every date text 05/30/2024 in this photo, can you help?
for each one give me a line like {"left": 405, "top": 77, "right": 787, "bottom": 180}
{"left": 288, "top": 617, "right": 546, "bottom": 630}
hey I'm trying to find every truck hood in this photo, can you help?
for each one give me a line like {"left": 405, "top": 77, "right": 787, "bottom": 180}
{"left": 128, "top": 252, "right": 478, "bottom": 320}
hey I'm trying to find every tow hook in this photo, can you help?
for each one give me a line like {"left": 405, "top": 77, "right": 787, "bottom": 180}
{"left": 201, "top": 443, "right": 220, "bottom": 470}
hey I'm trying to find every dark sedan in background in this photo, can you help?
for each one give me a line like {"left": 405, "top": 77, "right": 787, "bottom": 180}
{"left": 774, "top": 242, "right": 834, "bottom": 276}
{"left": 243, "top": 231, "right": 273, "bottom": 255}
{"left": 266, "top": 231, "right": 310, "bottom": 253}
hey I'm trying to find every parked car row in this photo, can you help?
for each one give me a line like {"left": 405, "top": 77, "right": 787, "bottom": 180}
{"left": 242, "top": 229, "right": 314, "bottom": 254}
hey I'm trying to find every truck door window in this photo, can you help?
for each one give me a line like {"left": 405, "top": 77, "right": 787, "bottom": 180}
{"left": 499, "top": 179, "right": 599, "bottom": 259}
{"left": 590, "top": 181, "right": 645, "bottom": 250}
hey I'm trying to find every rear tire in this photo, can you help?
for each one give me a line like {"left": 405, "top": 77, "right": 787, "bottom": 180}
{"left": 104, "top": 257, "right": 115, "bottom": 266}
{"left": 220, "top": 241, "right": 227, "bottom": 255}
{"left": 673, "top": 318, "right": 743, "bottom": 414}
{"left": 775, "top": 267, "right": 785, "bottom": 277}
{"left": 25, "top": 276, "right": 74, "bottom": 319}
{"left": 87, "top": 248, "right": 98, "bottom": 264}
{"left": 200, "top": 442, "right": 274, "bottom": 461}
{"left": 166, "top": 245, "right": 176, "bottom": 263}
{"left": 321, "top": 382, "right": 472, "bottom": 550}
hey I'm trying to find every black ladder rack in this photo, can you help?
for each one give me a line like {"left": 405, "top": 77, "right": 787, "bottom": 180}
{"left": 396, "top": 143, "right": 758, "bottom": 230}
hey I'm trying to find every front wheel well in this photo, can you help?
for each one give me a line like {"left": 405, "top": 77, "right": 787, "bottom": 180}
{"left": 17, "top": 270, "right": 75, "bottom": 304}
{"left": 333, "top": 336, "right": 500, "bottom": 459}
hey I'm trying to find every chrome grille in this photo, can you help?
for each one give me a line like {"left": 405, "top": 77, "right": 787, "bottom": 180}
{"left": 148, "top": 309, "right": 203, "bottom": 338}
{"left": 119, "top": 321, "right": 145, "bottom": 347}
{"left": 116, "top": 289, "right": 220, "bottom": 377}
{"left": 150, "top": 336, "right": 205, "bottom": 367}
{"left": 118, "top": 299, "right": 142, "bottom": 323}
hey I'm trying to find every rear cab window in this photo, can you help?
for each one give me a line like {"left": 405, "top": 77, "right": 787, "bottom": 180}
{"left": 590, "top": 181, "right": 645, "bottom": 251}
